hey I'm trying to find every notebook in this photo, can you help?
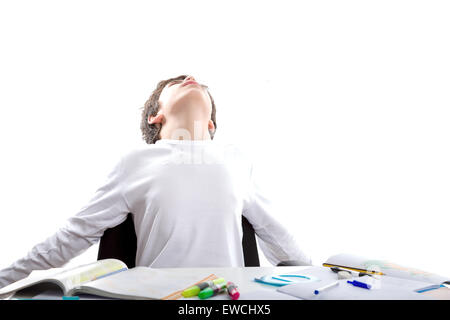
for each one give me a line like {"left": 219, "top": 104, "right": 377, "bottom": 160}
{"left": 323, "top": 253, "right": 449, "bottom": 284}
{"left": 0, "top": 259, "right": 218, "bottom": 300}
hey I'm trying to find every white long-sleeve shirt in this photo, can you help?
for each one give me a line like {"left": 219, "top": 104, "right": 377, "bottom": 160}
{"left": 0, "top": 139, "right": 311, "bottom": 289}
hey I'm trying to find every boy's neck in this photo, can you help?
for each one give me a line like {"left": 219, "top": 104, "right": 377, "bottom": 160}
{"left": 160, "top": 118, "right": 211, "bottom": 141}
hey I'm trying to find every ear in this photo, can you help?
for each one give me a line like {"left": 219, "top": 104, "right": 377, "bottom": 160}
{"left": 208, "top": 119, "right": 215, "bottom": 132}
{"left": 148, "top": 112, "right": 164, "bottom": 125}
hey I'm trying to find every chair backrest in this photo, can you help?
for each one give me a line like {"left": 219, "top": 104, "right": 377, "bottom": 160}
{"left": 97, "top": 213, "right": 137, "bottom": 268}
{"left": 97, "top": 213, "right": 260, "bottom": 268}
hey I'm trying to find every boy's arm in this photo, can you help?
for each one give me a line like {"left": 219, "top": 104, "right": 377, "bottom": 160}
{"left": 242, "top": 166, "right": 312, "bottom": 267}
{"left": 0, "top": 156, "right": 130, "bottom": 289}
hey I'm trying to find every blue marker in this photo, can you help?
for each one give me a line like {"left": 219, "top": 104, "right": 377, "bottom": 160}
{"left": 314, "top": 281, "right": 339, "bottom": 295}
{"left": 347, "top": 280, "right": 371, "bottom": 290}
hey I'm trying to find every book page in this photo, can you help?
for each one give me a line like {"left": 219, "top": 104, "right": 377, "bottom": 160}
{"left": 0, "top": 259, "right": 127, "bottom": 297}
{"left": 72, "top": 267, "right": 217, "bottom": 300}
{"left": 324, "top": 253, "right": 449, "bottom": 284}
{"left": 53, "top": 259, "right": 128, "bottom": 292}
{"left": 0, "top": 268, "right": 65, "bottom": 297}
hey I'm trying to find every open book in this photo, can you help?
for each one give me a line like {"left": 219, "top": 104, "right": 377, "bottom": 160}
{"left": 276, "top": 254, "right": 450, "bottom": 300}
{"left": 323, "top": 253, "right": 449, "bottom": 285}
{"left": 0, "top": 259, "right": 218, "bottom": 300}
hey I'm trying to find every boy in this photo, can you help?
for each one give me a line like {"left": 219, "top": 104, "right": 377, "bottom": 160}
{"left": 0, "top": 75, "right": 311, "bottom": 289}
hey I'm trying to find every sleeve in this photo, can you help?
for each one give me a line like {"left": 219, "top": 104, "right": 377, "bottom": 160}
{"left": 242, "top": 165, "right": 312, "bottom": 266}
{"left": 0, "top": 156, "right": 131, "bottom": 289}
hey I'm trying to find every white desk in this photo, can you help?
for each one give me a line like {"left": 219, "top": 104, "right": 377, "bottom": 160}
{"left": 9, "top": 265, "right": 447, "bottom": 300}
{"left": 10, "top": 266, "right": 308, "bottom": 300}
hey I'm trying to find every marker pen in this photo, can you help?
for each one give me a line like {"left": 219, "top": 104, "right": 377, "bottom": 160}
{"left": 327, "top": 265, "right": 384, "bottom": 276}
{"left": 182, "top": 278, "right": 225, "bottom": 298}
{"left": 198, "top": 281, "right": 227, "bottom": 300}
{"left": 331, "top": 267, "right": 370, "bottom": 278}
{"left": 347, "top": 280, "right": 372, "bottom": 290}
{"left": 314, "top": 281, "right": 339, "bottom": 295}
{"left": 226, "top": 281, "right": 240, "bottom": 300}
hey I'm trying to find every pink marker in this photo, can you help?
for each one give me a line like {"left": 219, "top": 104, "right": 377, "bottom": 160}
{"left": 226, "top": 281, "right": 240, "bottom": 300}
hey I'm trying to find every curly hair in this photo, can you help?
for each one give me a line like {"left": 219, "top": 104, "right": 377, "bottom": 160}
{"left": 140, "top": 75, "right": 217, "bottom": 144}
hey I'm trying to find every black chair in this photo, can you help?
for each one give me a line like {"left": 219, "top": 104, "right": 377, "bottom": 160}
{"left": 97, "top": 213, "right": 304, "bottom": 267}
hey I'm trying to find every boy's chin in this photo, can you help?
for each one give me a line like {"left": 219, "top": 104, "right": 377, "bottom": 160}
{"left": 171, "top": 97, "right": 211, "bottom": 112}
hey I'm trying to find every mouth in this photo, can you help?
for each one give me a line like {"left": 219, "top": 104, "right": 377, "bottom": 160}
{"left": 182, "top": 80, "right": 200, "bottom": 87}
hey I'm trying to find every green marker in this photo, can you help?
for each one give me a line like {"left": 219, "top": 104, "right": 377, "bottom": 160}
{"left": 198, "top": 281, "right": 227, "bottom": 300}
{"left": 182, "top": 278, "right": 226, "bottom": 298}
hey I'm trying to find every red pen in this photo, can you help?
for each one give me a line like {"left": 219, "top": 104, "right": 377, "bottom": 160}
{"left": 226, "top": 281, "right": 240, "bottom": 300}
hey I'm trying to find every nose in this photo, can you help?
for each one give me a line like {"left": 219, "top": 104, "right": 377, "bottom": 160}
{"left": 184, "top": 75, "right": 196, "bottom": 82}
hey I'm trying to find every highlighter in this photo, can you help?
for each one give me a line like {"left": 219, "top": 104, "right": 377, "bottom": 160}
{"left": 198, "top": 281, "right": 227, "bottom": 299}
{"left": 226, "top": 281, "right": 240, "bottom": 300}
{"left": 182, "top": 278, "right": 226, "bottom": 298}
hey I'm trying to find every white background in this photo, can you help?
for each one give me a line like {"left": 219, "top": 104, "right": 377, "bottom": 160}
{"left": 0, "top": 1, "right": 448, "bottom": 277}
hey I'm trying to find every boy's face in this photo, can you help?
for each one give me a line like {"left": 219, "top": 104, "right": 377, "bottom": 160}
{"left": 158, "top": 75, "right": 212, "bottom": 118}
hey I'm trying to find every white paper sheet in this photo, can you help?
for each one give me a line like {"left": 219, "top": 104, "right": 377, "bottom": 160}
{"left": 277, "top": 274, "right": 436, "bottom": 300}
